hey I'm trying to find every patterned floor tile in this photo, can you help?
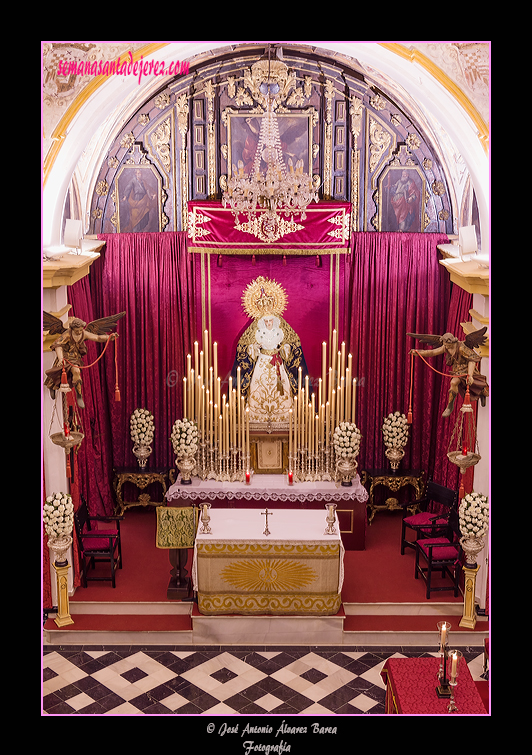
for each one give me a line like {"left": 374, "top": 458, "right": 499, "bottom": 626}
{"left": 42, "top": 645, "right": 486, "bottom": 717}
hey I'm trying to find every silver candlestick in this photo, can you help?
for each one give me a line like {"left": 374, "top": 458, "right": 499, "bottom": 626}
{"left": 324, "top": 503, "right": 337, "bottom": 535}
{"left": 200, "top": 503, "right": 212, "bottom": 534}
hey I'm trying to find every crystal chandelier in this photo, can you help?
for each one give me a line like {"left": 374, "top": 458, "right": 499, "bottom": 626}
{"left": 222, "top": 52, "right": 319, "bottom": 242}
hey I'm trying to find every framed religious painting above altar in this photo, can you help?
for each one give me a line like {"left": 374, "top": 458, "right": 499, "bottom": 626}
{"left": 225, "top": 109, "right": 316, "bottom": 183}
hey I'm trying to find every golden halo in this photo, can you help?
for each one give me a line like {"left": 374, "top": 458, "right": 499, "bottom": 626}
{"left": 242, "top": 276, "right": 287, "bottom": 320}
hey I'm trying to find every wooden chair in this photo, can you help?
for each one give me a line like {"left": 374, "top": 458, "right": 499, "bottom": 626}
{"left": 401, "top": 480, "right": 458, "bottom": 555}
{"left": 74, "top": 497, "right": 124, "bottom": 588}
{"left": 414, "top": 507, "right": 462, "bottom": 599}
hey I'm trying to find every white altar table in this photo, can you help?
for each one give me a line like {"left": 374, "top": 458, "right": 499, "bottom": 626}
{"left": 192, "top": 508, "right": 344, "bottom": 616}
{"left": 166, "top": 474, "right": 368, "bottom": 550}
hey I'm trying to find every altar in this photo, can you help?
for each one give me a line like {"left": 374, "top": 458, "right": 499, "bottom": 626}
{"left": 165, "top": 473, "right": 368, "bottom": 549}
{"left": 192, "top": 508, "right": 344, "bottom": 616}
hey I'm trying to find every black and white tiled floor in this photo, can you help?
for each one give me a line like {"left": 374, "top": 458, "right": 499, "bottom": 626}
{"left": 43, "top": 645, "right": 487, "bottom": 716}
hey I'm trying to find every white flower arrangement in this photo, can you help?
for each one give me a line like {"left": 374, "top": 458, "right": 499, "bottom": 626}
{"left": 171, "top": 418, "right": 199, "bottom": 458}
{"left": 130, "top": 408, "right": 155, "bottom": 446}
{"left": 43, "top": 492, "right": 74, "bottom": 540}
{"left": 333, "top": 422, "right": 362, "bottom": 459}
{"left": 459, "top": 492, "right": 489, "bottom": 539}
{"left": 382, "top": 411, "right": 409, "bottom": 448}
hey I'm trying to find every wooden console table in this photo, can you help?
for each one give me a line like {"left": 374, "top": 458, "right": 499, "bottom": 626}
{"left": 113, "top": 467, "right": 175, "bottom": 515}
{"left": 360, "top": 469, "right": 424, "bottom": 524}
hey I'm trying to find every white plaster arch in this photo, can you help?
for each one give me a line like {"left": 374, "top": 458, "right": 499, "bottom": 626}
{"left": 43, "top": 42, "right": 489, "bottom": 251}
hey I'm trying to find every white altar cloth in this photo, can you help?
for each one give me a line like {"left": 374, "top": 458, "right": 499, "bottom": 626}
{"left": 166, "top": 473, "right": 368, "bottom": 504}
{"left": 193, "top": 508, "right": 345, "bottom": 616}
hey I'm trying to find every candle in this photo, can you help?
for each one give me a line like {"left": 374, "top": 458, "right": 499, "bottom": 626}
{"left": 331, "top": 329, "right": 337, "bottom": 372}
{"left": 345, "top": 368, "right": 351, "bottom": 423}
{"left": 341, "top": 342, "right": 346, "bottom": 383}
{"left": 298, "top": 366, "right": 302, "bottom": 396}
{"left": 232, "top": 388, "right": 236, "bottom": 448}
{"left": 218, "top": 413, "right": 222, "bottom": 454}
{"left": 183, "top": 377, "right": 187, "bottom": 419}
{"left": 213, "top": 342, "right": 218, "bottom": 387}
{"left": 194, "top": 341, "right": 199, "bottom": 378}
{"left": 441, "top": 623, "right": 447, "bottom": 648}
{"left": 288, "top": 471, "right": 293, "bottom": 485}
{"left": 322, "top": 341, "right": 327, "bottom": 390}
{"left": 326, "top": 401, "right": 330, "bottom": 446}
{"left": 289, "top": 407, "right": 293, "bottom": 461}
{"left": 331, "top": 389, "right": 336, "bottom": 435}
{"left": 352, "top": 378, "right": 357, "bottom": 423}
{"left": 199, "top": 350, "right": 204, "bottom": 384}
{"left": 450, "top": 651, "right": 458, "bottom": 679}
{"left": 246, "top": 469, "right": 251, "bottom": 484}
{"left": 246, "top": 406, "right": 250, "bottom": 459}
{"left": 190, "top": 369, "right": 195, "bottom": 422}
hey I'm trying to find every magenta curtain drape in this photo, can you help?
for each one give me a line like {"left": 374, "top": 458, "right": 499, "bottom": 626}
{"left": 68, "top": 232, "right": 194, "bottom": 515}
{"left": 67, "top": 229, "right": 472, "bottom": 515}
{"left": 344, "top": 232, "right": 470, "bottom": 484}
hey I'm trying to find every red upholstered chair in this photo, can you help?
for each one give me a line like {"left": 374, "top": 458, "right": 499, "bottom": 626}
{"left": 74, "top": 497, "right": 124, "bottom": 588}
{"left": 401, "top": 480, "right": 458, "bottom": 555}
{"left": 414, "top": 507, "right": 462, "bottom": 599}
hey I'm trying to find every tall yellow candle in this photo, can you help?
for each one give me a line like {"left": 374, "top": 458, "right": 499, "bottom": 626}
{"left": 341, "top": 342, "right": 346, "bottom": 384}
{"left": 298, "top": 366, "right": 302, "bottom": 395}
{"left": 232, "top": 389, "right": 236, "bottom": 448}
{"left": 340, "top": 377, "right": 345, "bottom": 424}
{"left": 318, "top": 377, "right": 322, "bottom": 412}
{"left": 346, "top": 368, "right": 351, "bottom": 422}
{"left": 331, "top": 329, "right": 337, "bottom": 372}
{"left": 352, "top": 378, "right": 357, "bottom": 423}
{"left": 289, "top": 408, "right": 293, "bottom": 462}
{"left": 199, "top": 350, "right": 204, "bottom": 384}
{"left": 190, "top": 369, "right": 195, "bottom": 422}
{"left": 194, "top": 341, "right": 199, "bottom": 378}
{"left": 214, "top": 404, "right": 218, "bottom": 446}
{"left": 325, "top": 401, "right": 330, "bottom": 446}
{"left": 183, "top": 377, "right": 187, "bottom": 419}
{"left": 213, "top": 342, "right": 218, "bottom": 387}
{"left": 246, "top": 406, "right": 250, "bottom": 459}
{"left": 322, "top": 342, "right": 327, "bottom": 391}
{"left": 218, "top": 413, "right": 222, "bottom": 453}
{"left": 331, "top": 389, "right": 336, "bottom": 434}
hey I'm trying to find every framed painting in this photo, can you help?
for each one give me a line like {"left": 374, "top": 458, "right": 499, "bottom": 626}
{"left": 378, "top": 165, "right": 427, "bottom": 232}
{"left": 114, "top": 163, "right": 163, "bottom": 232}
{"left": 225, "top": 110, "right": 316, "bottom": 179}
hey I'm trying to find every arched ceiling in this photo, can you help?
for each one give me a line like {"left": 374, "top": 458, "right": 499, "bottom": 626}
{"left": 42, "top": 41, "right": 489, "bottom": 251}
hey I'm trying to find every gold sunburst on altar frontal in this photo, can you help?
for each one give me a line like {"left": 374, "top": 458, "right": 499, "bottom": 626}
{"left": 220, "top": 558, "right": 317, "bottom": 592}
{"left": 242, "top": 276, "right": 287, "bottom": 320}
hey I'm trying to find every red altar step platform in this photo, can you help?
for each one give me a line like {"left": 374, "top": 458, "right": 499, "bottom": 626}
{"left": 44, "top": 507, "right": 489, "bottom": 647}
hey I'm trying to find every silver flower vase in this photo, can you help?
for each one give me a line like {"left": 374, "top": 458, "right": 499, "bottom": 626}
{"left": 385, "top": 446, "right": 405, "bottom": 473}
{"left": 337, "top": 456, "right": 357, "bottom": 487}
{"left": 176, "top": 454, "right": 195, "bottom": 485}
{"left": 133, "top": 443, "right": 152, "bottom": 469}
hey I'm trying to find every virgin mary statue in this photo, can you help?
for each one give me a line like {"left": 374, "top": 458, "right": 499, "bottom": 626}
{"left": 231, "top": 277, "right": 308, "bottom": 430}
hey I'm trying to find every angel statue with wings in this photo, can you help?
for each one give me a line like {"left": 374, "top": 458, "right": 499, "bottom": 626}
{"left": 408, "top": 327, "right": 489, "bottom": 417}
{"left": 43, "top": 311, "right": 125, "bottom": 409}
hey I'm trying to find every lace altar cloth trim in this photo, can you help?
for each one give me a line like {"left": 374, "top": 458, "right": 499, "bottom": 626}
{"left": 166, "top": 473, "right": 368, "bottom": 504}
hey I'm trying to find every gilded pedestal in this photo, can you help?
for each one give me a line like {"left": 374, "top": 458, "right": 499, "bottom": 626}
{"left": 460, "top": 564, "right": 480, "bottom": 629}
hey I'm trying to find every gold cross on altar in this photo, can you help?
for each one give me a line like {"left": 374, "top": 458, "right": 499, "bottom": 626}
{"left": 261, "top": 508, "right": 273, "bottom": 536}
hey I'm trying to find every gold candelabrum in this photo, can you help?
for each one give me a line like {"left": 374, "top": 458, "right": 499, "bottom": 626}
{"left": 181, "top": 329, "right": 358, "bottom": 484}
